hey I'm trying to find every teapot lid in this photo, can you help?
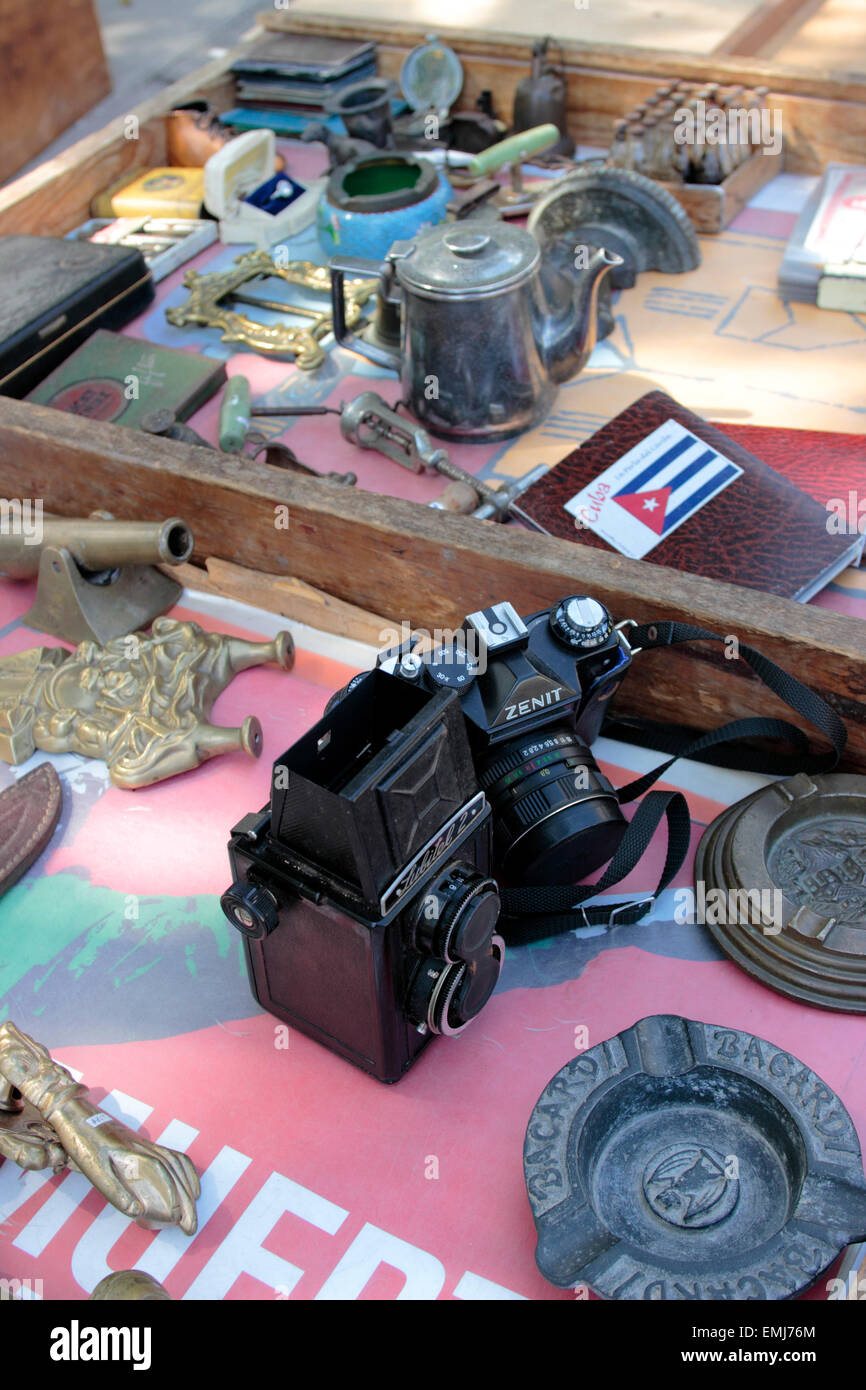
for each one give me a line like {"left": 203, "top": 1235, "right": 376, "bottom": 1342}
{"left": 392, "top": 222, "right": 540, "bottom": 298}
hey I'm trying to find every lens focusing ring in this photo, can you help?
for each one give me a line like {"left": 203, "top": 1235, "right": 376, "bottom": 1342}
{"left": 479, "top": 728, "right": 627, "bottom": 884}
{"left": 479, "top": 732, "right": 577, "bottom": 789}
{"left": 415, "top": 862, "right": 500, "bottom": 963}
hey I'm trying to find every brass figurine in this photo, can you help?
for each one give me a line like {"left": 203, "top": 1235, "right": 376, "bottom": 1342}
{"left": 0, "top": 617, "right": 294, "bottom": 788}
{"left": 0, "top": 512, "right": 195, "bottom": 645}
{"left": 165, "top": 250, "right": 378, "bottom": 368}
{"left": 0, "top": 1023, "right": 200, "bottom": 1235}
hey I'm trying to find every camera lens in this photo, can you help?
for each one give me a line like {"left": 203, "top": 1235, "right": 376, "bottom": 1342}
{"left": 414, "top": 861, "right": 500, "bottom": 963}
{"left": 408, "top": 858, "right": 504, "bottom": 1036}
{"left": 478, "top": 729, "right": 626, "bottom": 885}
{"left": 407, "top": 936, "right": 505, "bottom": 1037}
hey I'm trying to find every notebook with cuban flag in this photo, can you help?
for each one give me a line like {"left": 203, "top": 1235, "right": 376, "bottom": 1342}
{"left": 512, "top": 390, "right": 864, "bottom": 601}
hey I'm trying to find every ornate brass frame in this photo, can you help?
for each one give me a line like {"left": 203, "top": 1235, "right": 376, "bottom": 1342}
{"left": 165, "top": 251, "right": 378, "bottom": 369}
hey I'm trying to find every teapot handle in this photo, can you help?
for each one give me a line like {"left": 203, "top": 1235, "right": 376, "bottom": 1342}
{"left": 329, "top": 256, "right": 401, "bottom": 370}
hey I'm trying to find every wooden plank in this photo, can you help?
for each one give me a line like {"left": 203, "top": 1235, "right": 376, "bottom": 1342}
{"left": 771, "top": 0, "right": 866, "bottom": 70}
{"left": 1, "top": 397, "right": 864, "bottom": 771}
{"left": 258, "top": 13, "right": 866, "bottom": 174}
{"left": 713, "top": 0, "right": 825, "bottom": 57}
{"left": 0, "top": 0, "right": 111, "bottom": 185}
{"left": 0, "top": 47, "right": 245, "bottom": 239}
{"left": 261, "top": 11, "right": 866, "bottom": 99}
{"left": 166, "top": 557, "right": 397, "bottom": 645}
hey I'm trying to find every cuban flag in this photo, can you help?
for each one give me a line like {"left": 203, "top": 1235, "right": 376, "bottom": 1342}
{"left": 612, "top": 428, "right": 742, "bottom": 536}
{"left": 565, "top": 420, "right": 744, "bottom": 560}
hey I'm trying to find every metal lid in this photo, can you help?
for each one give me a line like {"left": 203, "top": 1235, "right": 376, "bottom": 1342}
{"left": 392, "top": 222, "right": 539, "bottom": 299}
{"left": 400, "top": 34, "right": 463, "bottom": 113}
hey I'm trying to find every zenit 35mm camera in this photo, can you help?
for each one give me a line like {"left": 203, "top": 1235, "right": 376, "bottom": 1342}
{"left": 375, "top": 596, "right": 634, "bottom": 885}
{"left": 221, "top": 670, "right": 504, "bottom": 1083}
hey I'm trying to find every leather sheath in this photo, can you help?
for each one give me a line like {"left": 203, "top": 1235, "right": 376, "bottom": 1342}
{"left": 0, "top": 763, "right": 62, "bottom": 897}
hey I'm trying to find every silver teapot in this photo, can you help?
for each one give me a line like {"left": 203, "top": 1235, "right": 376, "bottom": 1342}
{"left": 330, "top": 222, "right": 622, "bottom": 442}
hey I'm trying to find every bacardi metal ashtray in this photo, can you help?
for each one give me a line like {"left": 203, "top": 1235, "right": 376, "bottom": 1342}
{"left": 524, "top": 1014, "right": 866, "bottom": 1300}
{"left": 695, "top": 774, "right": 866, "bottom": 1012}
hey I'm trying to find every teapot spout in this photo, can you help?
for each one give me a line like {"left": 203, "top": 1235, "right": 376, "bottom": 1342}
{"left": 538, "top": 246, "right": 623, "bottom": 385}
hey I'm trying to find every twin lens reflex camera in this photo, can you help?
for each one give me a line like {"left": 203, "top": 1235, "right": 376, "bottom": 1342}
{"left": 221, "top": 596, "right": 633, "bottom": 1081}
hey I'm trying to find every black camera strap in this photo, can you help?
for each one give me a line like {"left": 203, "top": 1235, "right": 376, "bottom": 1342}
{"left": 614, "top": 620, "right": 847, "bottom": 799}
{"left": 498, "top": 620, "right": 847, "bottom": 943}
{"left": 498, "top": 789, "right": 691, "bottom": 942}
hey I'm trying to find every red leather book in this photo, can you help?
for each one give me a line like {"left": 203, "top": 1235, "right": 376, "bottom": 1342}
{"left": 513, "top": 390, "right": 864, "bottom": 600}
{"left": 721, "top": 421, "right": 866, "bottom": 513}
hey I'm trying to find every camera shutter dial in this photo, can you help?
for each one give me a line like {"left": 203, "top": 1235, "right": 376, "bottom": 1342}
{"left": 220, "top": 881, "right": 279, "bottom": 939}
{"left": 323, "top": 671, "right": 368, "bottom": 716}
{"left": 549, "top": 595, "right": 613, "bottom": 651}
{"left": 415, "top": 862, "right": 501, "bottom": 963}
{"left": 423, "top": 643, "right": 479, "bottom": 692}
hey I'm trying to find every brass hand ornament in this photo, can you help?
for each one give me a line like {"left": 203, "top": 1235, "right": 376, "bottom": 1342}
{"left": 0, "top": 1075, "right": 67, "bottom": 1173}
{"left": 0, "top": 1024, "right": 200, "bottom": 1234}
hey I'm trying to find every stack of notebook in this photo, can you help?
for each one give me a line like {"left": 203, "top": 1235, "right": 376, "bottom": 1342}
{"left": 230, "top": 33, "right": 376, "bottom": 113}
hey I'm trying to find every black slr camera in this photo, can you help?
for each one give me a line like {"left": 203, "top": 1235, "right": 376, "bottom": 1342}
{"left": 221, "top": 670, "right": 504, "bottom": 1083}
{"left": 375, "top": 595, "right": 633, "bottom": 885}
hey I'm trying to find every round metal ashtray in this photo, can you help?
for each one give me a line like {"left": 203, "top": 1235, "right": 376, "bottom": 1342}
{"left": 694, "top": 773, "right": 866, "bottom": 1012}
{"left": 524, "top": 1014, "right": 866, "bottom": 1300}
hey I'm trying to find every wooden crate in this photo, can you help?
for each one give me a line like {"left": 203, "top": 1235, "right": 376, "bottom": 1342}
{"left": 0, "top": 16, "right": 864, "bottom": 773}
{"left": 660, "top": 148, "right": 784, "bottom": 234}
{"left": 0, "top": 0, "right": 111, "bottom": 186}
{"left": 0, "top": 398, "right": 864, "bottom": 775}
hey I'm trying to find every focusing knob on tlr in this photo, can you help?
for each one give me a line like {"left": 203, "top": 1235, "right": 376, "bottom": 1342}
{"left": 221, "top": 881, "right": 279, "bottom": 939}
{"left": 549, "top": 595, "right": 613, "bottom": 651}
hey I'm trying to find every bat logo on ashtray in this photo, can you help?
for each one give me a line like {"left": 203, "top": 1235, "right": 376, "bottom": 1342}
{"left": 643, "top": 1143, "right": 740, "bottom": 1228}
